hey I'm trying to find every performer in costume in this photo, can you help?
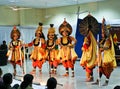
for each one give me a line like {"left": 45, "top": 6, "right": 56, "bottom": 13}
{"left": 57, "top": 18, "right": 78, "bottom": 77}
{"left": 79, "top": 14, "right": 99, "bottom": 82}
{"left": 80, "top": 29, "right": 97, "bottom": 82}
{"left": 92, "top": 18, "right": 117, "bottom": 86}
{"left": 46, "top": 24, "right": 59, "bottom": 74}
{"left": 25, "top": 23, "right": 46, "bottom": 74}
{"left": 6, "top": 26, "right": 24, "bottom": 76}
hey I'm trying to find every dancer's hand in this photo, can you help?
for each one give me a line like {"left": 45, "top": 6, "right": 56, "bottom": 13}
{"left": 68, "top": 44, "right": 74, "bottom": 48}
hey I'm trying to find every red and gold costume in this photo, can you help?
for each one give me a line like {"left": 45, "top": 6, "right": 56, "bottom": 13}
{"left": 99, "top": 35, "right": 116, "bottom": 77}
{"left": 92, "top": 18, "right": 117, "bottom": 86}
{"left": 46, "top": 24, "right": 59, "bottom": 74}
{"left": 57, "top": 18, "right": 78, "bottom": 77}
{"left": 26, "top": 23, "right": 46, "bottom": 74}
{"left": 7, "top": 26, "right": 24, "bottom": 76}
{"left": 80, "top": 30, "right": 97, "bottom": 82}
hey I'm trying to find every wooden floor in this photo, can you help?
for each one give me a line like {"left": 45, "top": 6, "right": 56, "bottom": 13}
{"left": 0, "top": 59, "right": 120, "bottom": 89}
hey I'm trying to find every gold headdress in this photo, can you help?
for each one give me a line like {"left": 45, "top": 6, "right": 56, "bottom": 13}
{"left": 48, "top": 24, "right": 55, "bottom": 34}
{"left": 35, "top": 22, "right": 43, "bottom": 35}
{"left": 101, "top": 18, "right": 106, "bottom": 34}
{"left": 101, "top": 18, "right": 111, "bottom": 37}
{"left": 59, "top": 18, "right": 72, "bottom": 36}
{"left": 10, "top": 26, "right": 21, "bottom": 39}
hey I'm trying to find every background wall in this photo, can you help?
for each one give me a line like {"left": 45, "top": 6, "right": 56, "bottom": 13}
{"left": 0, "top": 0, "right": 120, "bottom": 26}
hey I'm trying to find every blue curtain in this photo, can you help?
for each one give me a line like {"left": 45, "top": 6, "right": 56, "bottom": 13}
{"left": 75, "top": 19, "right": 84, "bottom": 58}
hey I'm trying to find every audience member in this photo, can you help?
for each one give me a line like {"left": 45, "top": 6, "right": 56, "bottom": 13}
{"left": 46, "top": 77, "right": 57, "bottom": 89}
{"left": 114, "top": 85, "right": 120, "bottom": 89}
{"left": 18, "top": 74, "right": 34, "bottom": 89}
{"left": 2, "top": 73, "right": 19, "bottom": 89}
{"left": 0, "top": 40, "right": 8, "bottom": 51}
{"left": 0, "top": 68, "right": 3, "bottom": 89}
{"left": 0, "top": 82, "right": 5, "bottom": 89}
{"left": 13, "top": 84, "right": 19, "bottom": 89}
{"left": 0, "top": 68, "right": 3, "bottom": 82}
{"left": 0, "top": 73, "right": 18, "bottom": 89}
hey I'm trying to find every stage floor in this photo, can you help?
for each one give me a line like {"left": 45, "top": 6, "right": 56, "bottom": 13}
{"left": 0, "top": 59, "right": 120, "bottom": 89}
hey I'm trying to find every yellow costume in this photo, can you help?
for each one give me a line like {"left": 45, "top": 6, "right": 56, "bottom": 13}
{"left": 80, "top": 30, "right": 97, "bottom": 81}
{"left": 26, "top": 23, "right": 46, "bottom": 74}
{"left": 7, "top": 26, "right": 24, "bottom": 76}
{"left": 46, "top": 24, "right": 59, "bottom": 74}
{"left": 92, "top": 18, "right": 117, "bottom": 86}
{"left": 102, "top": 35, "right": 116, "bottom": 67}
{"left": 57, "top": 18, "right": 78, "bottom": 77}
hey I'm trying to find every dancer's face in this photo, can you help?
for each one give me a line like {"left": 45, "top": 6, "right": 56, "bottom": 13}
{"left": 36, "top": 31, "right": 41, "bottom": 37}
{"left": 48, "top": 33, "right": 54, "bottom": 40}
{"left": 13, "top": 33, "right": 18, "bottom": 40}
{"left": 62, "top": 30, "right": 68, "bottom": 37}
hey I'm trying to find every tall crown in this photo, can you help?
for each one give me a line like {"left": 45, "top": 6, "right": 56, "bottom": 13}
{"left": 35, "top": 22, "right": 43, "bottom": 34}
{"left": 101, "top": 18, "right": 110, "bottom": 37}
{"left": 59, "top": 18, "right": 72, "bottom": 36}
{"left": 10, "top": 26, "right": 21, "bottom": 39}
{"left": 101, "top": 17, "right": 106, "bottom": 34}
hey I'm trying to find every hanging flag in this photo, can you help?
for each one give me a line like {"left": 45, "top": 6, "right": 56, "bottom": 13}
{"left": 113, "top": 33, "right": 118, "bottom": 45}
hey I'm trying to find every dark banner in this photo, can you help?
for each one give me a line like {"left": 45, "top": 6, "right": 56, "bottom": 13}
{"left": 75, "top": 19, "right": 84, "bottom": 58}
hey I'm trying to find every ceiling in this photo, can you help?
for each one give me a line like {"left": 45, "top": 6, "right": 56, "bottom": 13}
{"left": 0, "top": 0, "right": 105, "bottom": 9}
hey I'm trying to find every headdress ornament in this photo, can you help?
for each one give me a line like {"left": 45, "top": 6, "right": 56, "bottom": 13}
{"left": 101, "top": 17, "right": 106, "bottom": 34}
{"left": 59, "top": 18, "right": 72, "bottom": 36}
{"left": 35, "top": 22, "right": 43, "bottom": 34}
{"left": 101, "top": 18, "right": 110, "bottom": 37}
{"left": 48, "top": 24, "right": 55, "bottom": 34}
{"left": 79, "top": 14, "right": 99, "bottom": 36}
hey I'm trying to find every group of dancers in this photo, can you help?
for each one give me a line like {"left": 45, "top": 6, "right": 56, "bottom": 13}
{"left": 6, "top": 15, "right": 117, "bottom": 86}
{"left": 6, "top": 18, "right": 78, "bottom": 78}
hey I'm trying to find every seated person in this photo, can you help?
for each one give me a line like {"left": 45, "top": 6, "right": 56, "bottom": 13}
{"left": 0, "top": 68, "right": 3, "bottom": 88}
{"left": 0, "top": 40, "right": 8, "bottom": 51}
{"left": 2, "top": 73, "right": 18, "bottom": 89}
{"left": 18, "top": 74, "right": 34, "bottom": 89}
{"left": 0, "top": 68, "right": 3, "bottom": 82}
{"left": 46, "top": 77, "right": 57, "bottom": 89}
{"left": 114, "top": 85, "right": 120, "bottom": 89}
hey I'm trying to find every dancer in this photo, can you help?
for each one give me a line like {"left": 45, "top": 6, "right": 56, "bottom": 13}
{"left": 46, "top": 24, "right": 59, "bottom": 74}
{"left": 6, "top": 26, "right": 24, "bottom": 76}
{"left": 92, "top": 18, "right": 117, "bottom": 86}
{"left": 25, "top": 22, "right": 46, "bottom": 74}
{"left": 80, "top": 28, "right": 97, "bottom": 82}
{"left": 57, "top": 18, "right": 78, "bottom": 77}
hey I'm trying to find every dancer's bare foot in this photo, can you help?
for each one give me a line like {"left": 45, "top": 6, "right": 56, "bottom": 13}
{"left": 63, "top": 73, "right": 69, "bottom": 77}
{"left": 30, "top": 70, "right": 36, "bottom": 74}
{"left": 86, "top": 77, "right": 94, "bottom": 82}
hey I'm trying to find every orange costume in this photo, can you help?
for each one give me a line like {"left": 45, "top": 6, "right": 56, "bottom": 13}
{"left": 46, "top": 24, "right": 59, "bottom": 74}
{"left": 7, "top": 26, "right": 24, "bottom": 76}
{"left": 26, "top": 23, "right": 46, "bottom": 74}
{"left": 57, "top": 18, "right": 78, "bottom": 77}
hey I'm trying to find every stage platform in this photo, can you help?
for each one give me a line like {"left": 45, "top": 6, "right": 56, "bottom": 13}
{"left": 0, "top": 59, "right": 120, "bottom": 89}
